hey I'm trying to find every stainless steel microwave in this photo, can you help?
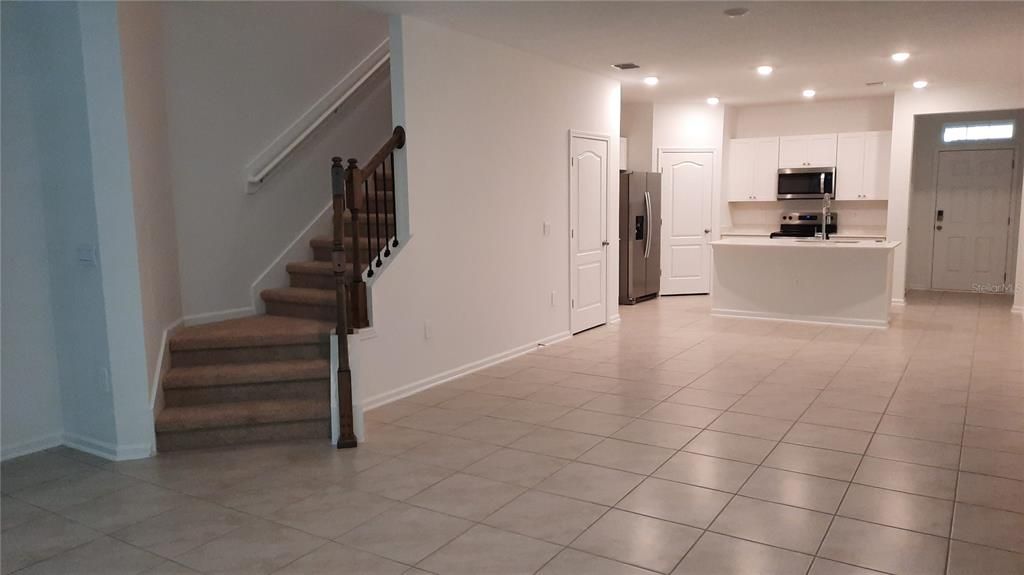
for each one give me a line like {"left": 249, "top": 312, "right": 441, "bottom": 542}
{"left": 777, "top": 167, "right": 835, "bottom": 200}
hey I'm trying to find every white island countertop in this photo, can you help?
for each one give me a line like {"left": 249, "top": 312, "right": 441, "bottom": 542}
{"left": 711, "top": 237, "right": 900, "bottom": 250}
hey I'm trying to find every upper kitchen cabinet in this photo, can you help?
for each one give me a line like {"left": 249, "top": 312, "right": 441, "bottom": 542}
{"left": 778, "top": 133, "right": 838, "bottom": 168}
{"left": 836, "top": 131, "right": 891, "bottom": 200}
{"left": 727, "top": 137, "right": 779, "bottom": 201}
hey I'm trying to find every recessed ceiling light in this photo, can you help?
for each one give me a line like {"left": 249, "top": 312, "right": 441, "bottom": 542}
{"left": 913, "top": 80, "right": 928, "bottom": 89}
{"left": 643, "top": 76, "right": 659, "bottom": 86}
{"left": 707, "top": 97, "right": 720, "bottom": 105}
{"left": 723, "top": 7, "right": 749, "bottom": 17}
{"left": 891, "top": 52, "right": 910, "bottom": 62}
{"left": 802, "top": 89, "right": 816, "bottom": 98}
{"left": 756, "top": 65, "right": 773, "bottom": 76}
{"left": 612, "top": 62, "right": 640, "bottom": 70}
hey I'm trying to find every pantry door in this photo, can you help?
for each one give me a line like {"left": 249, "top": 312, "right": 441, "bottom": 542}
{"left": 659, "top": 150, "right": 714, "bottom": 294}
{"left": 570, "top": 133, "right": 609, "bottom": 333}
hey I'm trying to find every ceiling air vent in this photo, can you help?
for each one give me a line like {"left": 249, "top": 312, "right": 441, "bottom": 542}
{"left": 612, "top": 63, "right": 640, "bottom": 70}
{"left": 865, "top": 81, "right": 886, "bottom": 87}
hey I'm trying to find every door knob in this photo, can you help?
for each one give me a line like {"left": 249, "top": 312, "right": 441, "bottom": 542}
{"left": 936, "top": 225, "right": 943, "bottom": 231}
{"left": 704, "top": 228, "right": 711, "bottom": 234}
{"left": 602, "top": 240, "right": 610, "bottom": 246}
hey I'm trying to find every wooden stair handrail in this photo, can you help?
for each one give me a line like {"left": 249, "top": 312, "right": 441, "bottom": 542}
{"left": 330, "top": 125, "right": 406, "bottom": 449}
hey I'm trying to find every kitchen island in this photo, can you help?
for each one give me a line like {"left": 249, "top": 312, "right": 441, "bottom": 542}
{"left": 710, "top": 237, "right": 900, "bottom": 327}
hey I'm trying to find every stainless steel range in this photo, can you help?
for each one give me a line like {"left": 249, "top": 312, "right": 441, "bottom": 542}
{"left": 770, "top": 211, "right": 838, "bottom": 239}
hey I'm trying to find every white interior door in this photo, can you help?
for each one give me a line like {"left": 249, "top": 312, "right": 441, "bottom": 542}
{"left": 931, "top": 149, "right": 1015, "bottom": 291}
{"left": 570, "top": 135, "right": 608, "bottom": 333}
{"left": 659, "top": 151, "right": 714, "bottom": 294}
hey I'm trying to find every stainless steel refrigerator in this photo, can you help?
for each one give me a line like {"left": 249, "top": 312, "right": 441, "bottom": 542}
{"left": 619, "top": 171, "right": 661, "bottom": 304}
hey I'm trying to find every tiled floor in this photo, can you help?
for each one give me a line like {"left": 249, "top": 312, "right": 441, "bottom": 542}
{"left": 3, "top": 291, "right": 1024, "bottom": 574}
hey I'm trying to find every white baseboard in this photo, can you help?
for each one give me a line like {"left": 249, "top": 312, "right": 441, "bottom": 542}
{"left": 1013, "top": 304, "right": 1024, "bottom": 316}
{"left": 711, "top": 308, "right": 889, "bottom": 329}
{"left": 891, "top": 298, "right": 906, "bottom": 305}
{"left": 1, "top": 432, "right": 63, "bottom": 461}
{"left": 182, "top": 306, "right": 255, "bottom": 327}
{"left": 251, "top": 201, "right": 332, "bottom": 312}
{"left": 608, "top": 314, "right": 622, "bottom": 324}
{"left": 360, "top": 330, "right": 571, "bottom": 411}
{"left": 63, "top": 432, "right": 152, "bottom": 461}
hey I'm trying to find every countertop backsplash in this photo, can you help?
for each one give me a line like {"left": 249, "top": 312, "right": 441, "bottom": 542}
{"left": 724, "top": 199, "right": 888, "bottom": 237}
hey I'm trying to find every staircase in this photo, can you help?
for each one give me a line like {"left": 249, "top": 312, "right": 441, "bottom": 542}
{"left": 155, "top": 127, "right": 405, "bottom": 451}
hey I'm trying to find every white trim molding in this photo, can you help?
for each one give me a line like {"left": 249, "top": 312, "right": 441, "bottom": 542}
{"left": 247, "top": 39, "right": 390, "bottom": 187}
{"left": 63, "top": 432, "right": 152, "bottom": 461}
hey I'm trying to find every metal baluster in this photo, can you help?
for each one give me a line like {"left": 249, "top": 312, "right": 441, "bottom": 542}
{"left": 374, "top": 165, "right": 383, "bottom": 268}
{"left": 390, "top": 152, "right": 399, "bottom": 249}
{"left": 364, "top": 179, "right": 374, "bottom": 278}
{"left": 383, "top": 153, "right": 392, "bottom": 258}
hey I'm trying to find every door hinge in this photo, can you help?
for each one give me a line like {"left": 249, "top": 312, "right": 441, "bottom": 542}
{"left": 571, "top": 229, "right": 574, "bottom": 238}
{"left": 571, "top": 298, "right": 575, "bottom": 308}
{"left": 571, "top": 157, "right": 575, "bottom": 166}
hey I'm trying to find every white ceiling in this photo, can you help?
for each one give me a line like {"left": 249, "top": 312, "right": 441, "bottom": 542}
{"left": 367, "top": 1, "right": 1024, "bottom": 106}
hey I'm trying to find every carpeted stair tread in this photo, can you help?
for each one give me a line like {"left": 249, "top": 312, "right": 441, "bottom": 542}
{"left": 261, "top": 287, "right": 336, "bottom": 306}
{"left": 156, "top": 398, "right": 330, "bottom": 432}
{"left": 287, "top": 260, "right": 335, "bottom": 276}
{"left": 170, "top": 316, "right": 331, "bottom": 351}
{"left": 163, "top": 359, "right": 330, "bottom": 389}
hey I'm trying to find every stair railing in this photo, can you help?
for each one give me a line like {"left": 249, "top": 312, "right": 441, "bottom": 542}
{"left": 330, "top": 125, "right": 405, "bottom": 448}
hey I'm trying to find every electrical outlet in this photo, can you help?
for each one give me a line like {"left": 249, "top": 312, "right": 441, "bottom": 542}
{"left": 423, "top": 321, "right": 432, "bottom": 340}
{"left": 77, "top": 244, "right": 97, "bottom": 266}
{"left": 550, "top": 291, "right": 556, "bottom": 307}
{"left": 543, "top": 221, "right": 551, "bottom": 236}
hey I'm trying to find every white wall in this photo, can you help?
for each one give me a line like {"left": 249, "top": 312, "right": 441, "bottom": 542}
{"left": 724, "top": 96, "right": 894, "bottom": 235}
{"left": 906, "top": 109, "right": 1024, "bottom": 290}
{"left": 160, "top": 2, "right": 393, "bottom": 320}
{"left": 118, "top": 3, "right": 183, "bottom": 403}
{"left": 621, "top": 102, "right": 653, "bottom": 172}
{"left": 354, "top": 16, "right": 620, "bottom": 407}
{"left": 732, "top": 97, "right": 894, "bottom": 138}
{"left": 1, "top": 2, "right": 65, "bottom": 457}
{"left": 887, "top": 84, "right": 1024, "bottom": 303}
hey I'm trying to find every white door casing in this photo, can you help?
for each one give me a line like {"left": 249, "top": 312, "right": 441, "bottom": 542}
{"left": 659, "top": 150, "right": 714, "bottom": 295}
{"left": 570, "top": 133, "right": 609, "bottom": 333}
{"left": 931, "top": 149, "right": 1015, "bottom": 291}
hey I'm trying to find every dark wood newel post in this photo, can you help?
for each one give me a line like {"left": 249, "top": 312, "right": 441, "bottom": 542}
{"left": 332, "top": 157, "right": 358, "bottom": 449}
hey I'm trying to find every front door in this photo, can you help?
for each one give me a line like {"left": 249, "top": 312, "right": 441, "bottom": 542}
{"left": 659, "top": 151, "right": 714, "bottom": 294}
{"left": 570, "top": 134, "right": 608, "bottom": 333}
{"left": 931, "top": 149, "right": 1015, "bottom": 292}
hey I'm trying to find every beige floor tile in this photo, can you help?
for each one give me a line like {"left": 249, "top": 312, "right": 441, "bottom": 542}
{"left": 475, "top": 379, "right": 549, "bottom": 399}
{"left": 784, "top": 423, "right": 872, "bottom": 454}
{"left": 813, "top": 391, "right": 889, "bottom": 414}
{"left": 111, "top": 500, "right": 251, "bottom": 559}
{"left": 367, "top": 400, "right": 428, "bottom": 423}
{"left": 642, "top": 402, "right": 723, "bottom": 428}
{"left": 709, "top": 412, "right": 792, "bottom": 441}
{"left": 0, "top": 496, "right": 46, "bottom": 531}
{"left": 578, "top": 438, "right": 675, "bottom": 474}
{"left": 853, "top": 456, "right": 957, "bottom": 500}
{"left": 549, "top": 409, "right": 633, "bottom": 436}
{"left": 340, "top": 503, "right": 472, "bottom": 564}
{"left": 58, "top": 483, "right": 191, "bottom": 534}
{"left": 394, "top": 407, "right": 482, "bottom": 433}
{"left": 581, "top": 394, "right": 658, "bottom": 417}
{"left": 807, "top": 558, "right": 886, "bottom": 575}
{"left": 12, "top": 469, "right": 140, "bottom": 512}
{"left": 684, "top": 430, "right": 777, "bottom": 464}
{"left": 404, "top": 386, "right": 468, "bottom": 406}
{"left": 508, "top": 366, "right": 573, "bottom": 385}
{"left": 419, "top": 524, "right": 561, "bottom": 575}
{"left": 462, "top": 448, "right": 568, "bottom": 488}
{"left": 483, "top": 490, "right": 606, "bottom": 545}
{"left": 838, "top": 484, "right": 953, "bottom": 537}
{"left": 269, "top": 486, "right": 397, "bottom": 538}
{"left": 527, "top": 386, "right": 601, "bottom": 408}
{"left": 963, "top": 425, "right": 1024, "bottom": 454}
{"left": 490, "top": 400, "right": 574, "bottom": 424}
{"left": 956, "top": 471, "right": 1024, "bottom": 514}
{"left": 866, "top": 434, "right": 960, "bottom": 469}
{"left": 175, "top": 520, "right": 325, "bottom": 574}
{"left": 401, "top": 436, "right": 500, "bottom": 471}
{"left": 361, "top": 424, "right": 441, "bottom": 456}
{"left": 710, "top": 496, "right": 832, "bottom": 554}
{"left": 408, "top": 473, "right": 524, "bottom": 521}
{"left": 436, "top": 392, "right": 515, "bottom": 415}
{"left": 572, "top": 509, "right": 701, "bottom": 573}
{"left": 510, "top": 428, "right": 603, "bottom": 459}
{"left": 800, "top": 406, "right": 882, "bottom": 432}
{"left": 346, "top": 458, "right": 453, "bottom": 500}
{"left": 729, "top": 393, "right": 813, "bottom": 420}
{"left": 539, "top": 548, "right": 659, "bottom": 575}
{"left": 653, "top": 451, "right": 756, "bottom": 492}
{"left": 617, "top": 477, "right": 731, "bottom": 528}
{"left": 763, "top": 443, "right": 862, "bottom": 481}
{"left": 818, "top": 517, "right": 948, "bottom": 575}
{"left": 139, "top": 560, "right": 202, "bottom": 574}
{"left": 960, "top": 446, "right": 1024, "bottom": 481}
{"left": 673, "top": 532, "right": 813, "bottom": 575}
{"left": 666, "top": 388, "right": 743, "bottom": 410}
{"left": 947, "top": 540, "right": 1024, "bottom": 575}
{"left": 1, "top": 452, "right": 95, "bottom": 495}
{"left": 0, "top": 513, "right": 101, "bottom": 574}
{"left": 612, "top": 419, "right": 700, "bottom": 449}
{"left": 739, "top": 467, "right": 848, "bottom": 513}
{"left": 447, "top": 416, "right": 537, "bottom": 446}
{"left": 536, "top": 462, "right": 644, "bottom": 505}
{"left": 876, "top": 414, "right": 964, "bottom": 445}
{"left": 953, "top": 502, "right": 1024, "bottom": 553}
{"left": 274, "top": 542, "right": 408, "bottom": 574}
{"left": 14, "top": 536, "right": 164, "bottom": 575}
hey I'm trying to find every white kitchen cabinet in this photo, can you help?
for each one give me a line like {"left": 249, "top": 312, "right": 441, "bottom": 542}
{"left": 836, "top": 131, "right": 891, "bottom": 200}
{"left": 727, "top": 137, "right": 779, "bottom": 202}
{"left": 778, "top": 133, "right": 838, "bottom": 168}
